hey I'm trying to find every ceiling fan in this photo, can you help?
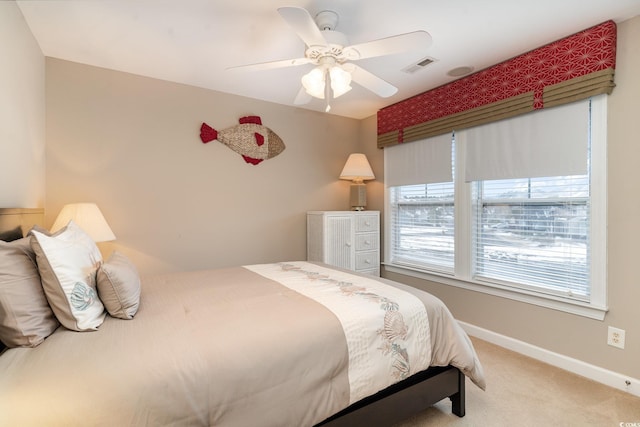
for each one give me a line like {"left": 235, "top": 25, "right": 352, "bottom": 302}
{"left": 230, "top": 6, "right": 432, "bottom": 112}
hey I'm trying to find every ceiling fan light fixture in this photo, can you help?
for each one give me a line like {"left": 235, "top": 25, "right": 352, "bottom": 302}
{"left": 329, "top": 65, "right": 352, "bottom": 98}
{"left": 302, "top": 64, "right": 352, "bottom": 101}
{"left": 301, "top": 67, "right": 326, "bottom": 98}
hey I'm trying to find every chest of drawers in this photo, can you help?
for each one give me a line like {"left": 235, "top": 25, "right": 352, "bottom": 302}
{"left": 306, "top": 211, "right": 380, "bottom": 276}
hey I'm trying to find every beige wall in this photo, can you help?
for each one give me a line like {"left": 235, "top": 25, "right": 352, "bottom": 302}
{"left": 0, "top": 2, "right": 45, "bottom": 208}
{"left": 45, "top": 58, "right": 361, "bottom": 274}
{"left": 5, "top": 0, "right": 639, "bottom": 389}
{"left": 371, "top": 15, "right": 640, "bottom": 381}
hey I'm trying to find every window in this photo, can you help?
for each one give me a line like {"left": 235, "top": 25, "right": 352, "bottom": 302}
{"left": 385, "top": 96, "right": 607, "bottom": 319}
{"left": 472, "top": 175, "right": 590, "bottom": 300}
{"left": 389, "top": 182, "right": 455, "bottom": 273}
{"left": 385, "top": 132, "right": 455, "bottom": 273}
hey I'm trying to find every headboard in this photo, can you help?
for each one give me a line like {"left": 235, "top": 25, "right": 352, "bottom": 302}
{"left": 0, "top": 208, "right": 44, "bottom": 239}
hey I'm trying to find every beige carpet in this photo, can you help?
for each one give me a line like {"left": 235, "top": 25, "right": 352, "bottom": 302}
{"left": 394, "top": 337, "right": 640, "bottom": 427}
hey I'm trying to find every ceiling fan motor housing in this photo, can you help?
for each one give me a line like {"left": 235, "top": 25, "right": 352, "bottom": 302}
{"left": 315, "top": 10, "right": 338, "bottom": 31}
{"left": 305, "top": 30, "right": 349, "bottom": 62}
{"left": 305, "top": 11, "right": 350, "bottom": 63}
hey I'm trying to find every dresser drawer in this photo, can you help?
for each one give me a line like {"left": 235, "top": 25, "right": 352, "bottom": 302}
{"left": 355, "top": 214, "right": 378, "bottom": 233}
{"left": 355, "top": 251, "right": 379, "bottom": 271}
{"left": 357, "top": 267, "right": 380, "bottom": 276}
{"left": 355, "top": 232, "right": 378, "bottom": 252}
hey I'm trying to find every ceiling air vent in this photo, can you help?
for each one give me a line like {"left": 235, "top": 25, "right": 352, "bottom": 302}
{"left": 402, "top": 56, "right": 437, "bottom": 74}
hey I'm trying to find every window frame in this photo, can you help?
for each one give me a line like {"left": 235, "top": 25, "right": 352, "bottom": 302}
{"left": 384, "top": 96, "right": 608, "bottom": 320}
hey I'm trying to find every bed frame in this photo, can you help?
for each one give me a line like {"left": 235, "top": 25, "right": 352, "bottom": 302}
{"left": 1, "top": 208, "right": 465, "bottom": 425}
{"left": 317, "top": 365, "right": 465, "bottom": 426}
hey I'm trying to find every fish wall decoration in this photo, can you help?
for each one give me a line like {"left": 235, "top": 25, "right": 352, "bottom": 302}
{"left": 200, "top": 115, "right": 285, "bottom": 165}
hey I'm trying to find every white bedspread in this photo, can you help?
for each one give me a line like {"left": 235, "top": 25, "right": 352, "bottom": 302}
{"left": 246, "top": 262, "right": 431, "bottom": 404}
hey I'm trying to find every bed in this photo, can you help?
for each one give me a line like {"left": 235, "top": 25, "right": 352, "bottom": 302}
{"left": 0, "top": 208, "right": 485, "bottom": 426}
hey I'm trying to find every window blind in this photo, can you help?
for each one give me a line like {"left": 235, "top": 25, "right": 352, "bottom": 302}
{"left": 384, "top": 133, "right": 453, "bottom": 187}
{"left": 464, "top": 100, "right": 590, "bottom": 182}
{"left": 389, "top": 183, "right": 455, "bottom": 272}
{"left": 473, "top": 175, "right": 590, "bottom": 300}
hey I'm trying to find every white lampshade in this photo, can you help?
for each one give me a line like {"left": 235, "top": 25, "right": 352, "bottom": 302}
{"left": 339, "top": 153, "right": 375, "bottom": 182}
{"left": 51, "top": 203, "right": 116, "bottom": 242}
{"left": 339, "top": 154, "right": 375, "bottom": 211}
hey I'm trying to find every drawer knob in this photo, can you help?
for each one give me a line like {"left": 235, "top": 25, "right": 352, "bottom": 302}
{"left": 345, "top": 242, "right": 352, "bottom": 247}
{"left": 364, "top": 259, "right": 371, "bottom": 264}
{"left": 364, "top": 221, "right": 370, "bottom": 226}
{"left": 364, "top": 240, "right": 370, "bottom": 245}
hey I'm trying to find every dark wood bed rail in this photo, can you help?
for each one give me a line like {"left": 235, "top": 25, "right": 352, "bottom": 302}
{"left": 316, "top": 365, "right": 465, "bottom": 427}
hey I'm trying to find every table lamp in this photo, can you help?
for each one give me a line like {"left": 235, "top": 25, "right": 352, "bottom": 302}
{"left": 51, "top": 203, "right": 116, "bottom": 242}
{"left": 339, "top": 153, "right": 375, "bottom": 211}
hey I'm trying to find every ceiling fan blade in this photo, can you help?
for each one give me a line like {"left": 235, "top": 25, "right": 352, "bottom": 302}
{"left": 342, "top": 31, "right": 432, "bottom": 61}
{"left": 294, "top": 86, "right": 312, "bottom": 105}
{"left": 347, "top": 64, "right": 398, "bottom": 98}
{"left": 227, "top": 57, "right": 311, "bottom": 71}
{"left": 277, "top": 6, "right": 327, "bottom": 48}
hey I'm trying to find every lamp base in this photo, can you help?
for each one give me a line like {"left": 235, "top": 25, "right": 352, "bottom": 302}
{"left": 350, "top": 183, "right": 367, "bottom": 211}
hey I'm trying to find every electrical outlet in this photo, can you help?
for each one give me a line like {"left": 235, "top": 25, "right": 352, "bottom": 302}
{"left": 607, "top": 326, "right": 625, "bottom": 349}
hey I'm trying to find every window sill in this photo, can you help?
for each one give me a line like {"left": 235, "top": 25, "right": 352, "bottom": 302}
{"left": 383, "top": 263, "right": 608, "bottom": 321}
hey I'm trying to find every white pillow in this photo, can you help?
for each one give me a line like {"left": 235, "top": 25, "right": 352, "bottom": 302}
{"left": 30, "top": 221, "right": 105, "bottom": 331}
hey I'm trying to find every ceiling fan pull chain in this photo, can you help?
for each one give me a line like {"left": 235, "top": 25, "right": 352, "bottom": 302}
{"left": 324, "top": 69, "right": 332, "bottom": 112}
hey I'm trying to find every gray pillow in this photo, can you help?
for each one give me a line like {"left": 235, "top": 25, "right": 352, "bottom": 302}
{"left": 97, "top": 251, "right": 141, "bottom": 320}
{"left": 0, "top": 237, "right": 59, "bottom": 347}
{"left": 0, "top": 226, "right": 23, "bottom": 242}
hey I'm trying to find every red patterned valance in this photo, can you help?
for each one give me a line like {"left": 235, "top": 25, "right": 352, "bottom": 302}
{"left": 378, "top": 20, "right": 616, "bottom": 147}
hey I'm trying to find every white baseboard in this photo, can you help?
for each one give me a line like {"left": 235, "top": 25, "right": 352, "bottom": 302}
{"left": 459, "top": 321, "right": 640, "bottom": 398}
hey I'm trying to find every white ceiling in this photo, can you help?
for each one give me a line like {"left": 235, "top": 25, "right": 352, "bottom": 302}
{"left": 16, "top": 0, "right": 640, "bottom": 119}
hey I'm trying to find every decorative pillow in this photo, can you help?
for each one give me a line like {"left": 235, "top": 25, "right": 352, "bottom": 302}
{"left": 29, "top": 221, "right": 105, "bottom": 331}
{"left": 97, "top": 251, "right": 141, "bottom": 320}
{"left": 0, "top": 226, "right": 23, "bottom": 242}
{"left": 0, "top": 237, "right": 60, "bottom": 347}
